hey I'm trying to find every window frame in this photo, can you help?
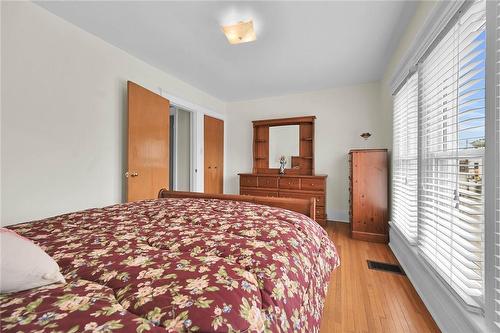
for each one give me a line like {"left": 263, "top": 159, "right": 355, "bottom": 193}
{"left": 483, "top": 0, "right": 498, "bottom": 330}
{"left": 417, "top": 0, "right": 486, "bottom": 308}
{"left": 389, "top": 0, "right": 499, "bottom": 330}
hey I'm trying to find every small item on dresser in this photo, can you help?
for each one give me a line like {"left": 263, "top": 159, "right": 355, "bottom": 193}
{"left": 279, "top": 155, "right": 287, "bottom": 174}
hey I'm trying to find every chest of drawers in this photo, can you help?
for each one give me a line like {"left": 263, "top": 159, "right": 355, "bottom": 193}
{"left": 349, "top": 149, "right": 388, "bottom": 242}
{"left": 239, "top": 173, "right": 327, "bottom": 224}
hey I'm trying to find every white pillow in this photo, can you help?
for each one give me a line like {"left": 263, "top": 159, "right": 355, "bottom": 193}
{"left": 0, "top": 227, "right": 66, "bottom": 293}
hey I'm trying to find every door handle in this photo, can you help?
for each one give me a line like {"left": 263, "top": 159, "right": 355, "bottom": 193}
{"left": 125, "top": 171, "right": 139, "bottom": 178}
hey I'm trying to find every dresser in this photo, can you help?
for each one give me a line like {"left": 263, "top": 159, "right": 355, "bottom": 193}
{"left": 238, "top": 116, "right": 327, "bottom": 226}
{"left": 239, "top": 173, "right": 327, "bottom": 224}
{"left": 349, "top": 149, "right": 388, "bottom": 242}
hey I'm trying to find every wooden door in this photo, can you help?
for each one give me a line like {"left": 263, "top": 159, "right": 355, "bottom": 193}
{"left": 204, "top": 115, "right": 224, "bottom": 194}
{"left": 127, "top": 81, "right": 170, "bottom": 202}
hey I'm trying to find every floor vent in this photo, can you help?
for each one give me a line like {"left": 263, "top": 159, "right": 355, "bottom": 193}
{"left": 367, "top": 260, "right": 406, "bottom": 275}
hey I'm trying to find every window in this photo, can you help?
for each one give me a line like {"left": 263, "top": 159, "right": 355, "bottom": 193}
{"left": 418, "top": 0, "right": 486, "bottom": 306}
{"left": 494, "top": 0, "right": 500, "bottom": 327}
{"left": 392, "top": 73, "right": 419, "bottom": 243}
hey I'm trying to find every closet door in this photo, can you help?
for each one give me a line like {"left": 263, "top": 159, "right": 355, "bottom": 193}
{"left": 204, "top": 115, "right": 224, "bottom": 194}
{"left": 127, "top": 81, "right": 170, "bottom": 201}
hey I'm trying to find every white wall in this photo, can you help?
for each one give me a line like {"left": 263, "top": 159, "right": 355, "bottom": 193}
{"left": 0, "top": 0, "right": 3, "bottom": 223}
{"left": 377, "top": 1, "right": 437, "bottom": 222}
{"left": 1, "top": 2, "right": 225, "bottom": 225}
{"left": 225, "top": 82, "right": 389, "bottom": 221}
{"left": 0, "top": 0, "right": 434, "bottom": 227}
{"left": 380, "top": 1, "right": 437, "bottom": 127}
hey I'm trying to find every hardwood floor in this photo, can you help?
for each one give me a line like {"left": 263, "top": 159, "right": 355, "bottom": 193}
{"left": 320, "top": 222, "right": 440, "bottom": 333}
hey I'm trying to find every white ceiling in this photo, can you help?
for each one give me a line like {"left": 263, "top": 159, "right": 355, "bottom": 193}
{"left": 36, "top": 1, "right": 417, "bottom": 102}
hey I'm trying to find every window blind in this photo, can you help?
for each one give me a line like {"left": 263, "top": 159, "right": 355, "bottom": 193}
{"left": 494, "top": 0, "right": 500, "bottom": 327}
{"left": 418, "top": 0, "right": 486, "bottom": 306}
{"left": 393, "top": 73, "right": 419, "bottom": 243}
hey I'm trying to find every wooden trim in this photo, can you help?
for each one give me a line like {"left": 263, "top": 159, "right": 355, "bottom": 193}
{"left": 238, "top": 173, "right": 327, "bottom": 178}
{"left": 158, "top": 189, "right": 316, "bottom": 220}
{"left": 239, "top": 187, "right": 326, "bottom": 195}
{"left": 351, "top": 230, "right": 388, "bottom": 243}
{"left": 309, "top": 200, "right": 316, "bottom": 222}
{"left": 252, "top": 168, "right": 317, "bottom": 175}
{"left": 349, "top": 148, "right": 388, "bottom": 153}
{"left": 252, "top": 116, "right": 316, "bottom": 127}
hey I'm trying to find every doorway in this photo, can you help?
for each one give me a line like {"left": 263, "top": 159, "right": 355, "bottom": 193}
{"left": 169, "top": 106, "right": 192, "bottom": 191}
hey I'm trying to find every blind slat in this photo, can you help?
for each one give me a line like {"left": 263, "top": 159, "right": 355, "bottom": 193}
{"left": 494, "top": 0, "right": 500, "bottom": 327}
{"left": 392, "top": 73, "right": 419, "bottom": 243}
{"left": 418, "top": 0, "right": 485, "bottom": 307}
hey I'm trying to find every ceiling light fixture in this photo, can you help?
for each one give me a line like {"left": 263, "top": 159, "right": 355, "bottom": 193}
{"left": 222, "top": 20, "right": 256, "bottom": 45}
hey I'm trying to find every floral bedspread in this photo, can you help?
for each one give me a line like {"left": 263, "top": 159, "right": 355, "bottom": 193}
{"left": 1, "top": 198, "right": 339, "bottom": 333}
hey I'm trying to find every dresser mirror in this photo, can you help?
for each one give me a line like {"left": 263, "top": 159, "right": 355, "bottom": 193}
{"left": 268, "top": 125, "right": 300, "bottom": 168}
{"left": 252, "top": 116, "right": 315, "bottom": 175}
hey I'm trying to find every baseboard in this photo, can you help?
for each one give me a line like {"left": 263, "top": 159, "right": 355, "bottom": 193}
{"left": 328, "top": 219, "right": 349, "bottom": 224}
{"left": 351, "top": 230, "right": 387, "bottom": 243}
{"left": 327, "top": 209, "right": 349, "bottom": 222}
{"left": 389, "top": 223, "right": 488, "bottom": 333}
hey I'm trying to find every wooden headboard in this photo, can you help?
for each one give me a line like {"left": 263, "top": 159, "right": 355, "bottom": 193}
{"left": 158, "top": 189, "right": 316, "bottom": 220}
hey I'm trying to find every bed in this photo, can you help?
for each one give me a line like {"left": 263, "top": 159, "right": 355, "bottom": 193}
{"left": 0, "top": 191, "right": 339, "bottom": 333}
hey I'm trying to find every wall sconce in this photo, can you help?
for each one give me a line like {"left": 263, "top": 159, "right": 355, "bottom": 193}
{"left": 360, "top": 132, "right": 371, "bottom": 140}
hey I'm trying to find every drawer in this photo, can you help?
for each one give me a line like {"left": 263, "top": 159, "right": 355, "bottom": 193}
{"left": 279, "top": 191, "right": 325, "bottom": 207}
{"left": 258, "top": 176, "right": 279, "bottom": 188}
{"left": 315, "top": 206, "right": 325, "bottom": 219}
{"left": 279, "top": 177, "right": 300, "bottom": 190}
{"left": 313, "top": 195, "right": 325, "bottom": 207}
{"left": 241, "top": 189, "right": 279, "bottom": 197}
{"left": 240, "top": 175, "right": 258, "bottom": 187}
{"left": 301, "top": 178, "right": 325, "bottom": 191}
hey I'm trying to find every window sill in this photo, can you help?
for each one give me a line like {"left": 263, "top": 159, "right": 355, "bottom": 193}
{"left": 389, "top": 222, "right": 491, "bottom": 333}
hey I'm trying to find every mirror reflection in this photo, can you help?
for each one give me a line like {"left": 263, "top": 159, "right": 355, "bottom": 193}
{"left": 269, "top": 125, "right": 300, "bottom": 168}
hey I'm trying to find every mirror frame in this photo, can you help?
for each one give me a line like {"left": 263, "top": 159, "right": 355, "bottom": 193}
{"left": 252, "top": 116, "right": 316, "bottom": 175}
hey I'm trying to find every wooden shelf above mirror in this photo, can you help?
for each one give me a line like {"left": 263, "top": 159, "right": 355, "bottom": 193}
{"left": 252, "top": 116, "right": 316, "bottom": 175}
